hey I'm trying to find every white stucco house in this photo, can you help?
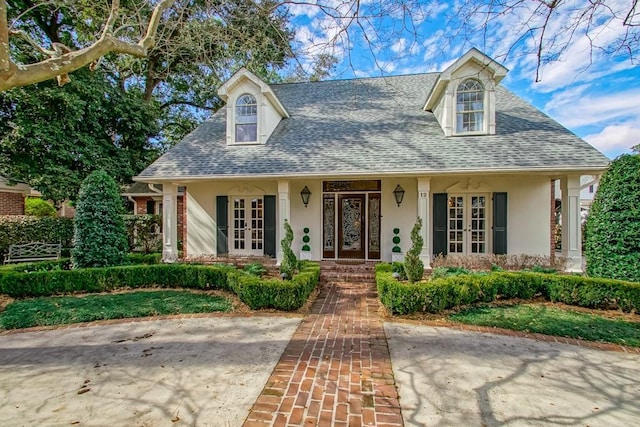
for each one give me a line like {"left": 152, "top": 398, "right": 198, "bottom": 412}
{"left": 135, "top": 48, "right": 609, "bottom": 272}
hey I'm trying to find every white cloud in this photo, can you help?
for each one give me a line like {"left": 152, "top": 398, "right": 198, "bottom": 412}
{"left": 583, "top": 125, "right": 640, "bottom": 157}
{"left": 545, "top": 87, "right": 640, "bottom": 128}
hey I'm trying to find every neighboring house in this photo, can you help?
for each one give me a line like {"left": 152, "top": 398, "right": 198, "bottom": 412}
{"left": 554, "top": 175, "right": 600, "bottom": 214}
{"left": 0, "top": 176, "right": 33, "bottom": 215}
{"left": 135, "top": 48, "right": 609, "bottom": 271}
{"left": 122, "top": 182, "right": 186, "bottom": 249}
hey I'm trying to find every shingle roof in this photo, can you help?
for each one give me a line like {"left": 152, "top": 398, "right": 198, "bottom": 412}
{"left": 137, "top": 73, "right": 609, "bottom": 180}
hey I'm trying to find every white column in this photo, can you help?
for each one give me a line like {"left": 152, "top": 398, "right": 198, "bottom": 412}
{"left": 417, "top": 177, "right": 431, "bottom": 269}
{"left": 162, "top": 183, "right": 179, "bottom": 263}
{"left": 277, "top": 180, "right": 290, "bottom": 265}
{"left": 560, "top": 175, "right": 582, "bottom": 272}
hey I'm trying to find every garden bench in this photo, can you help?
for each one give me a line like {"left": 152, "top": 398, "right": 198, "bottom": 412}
{"left": 4, "top": 242, "right": 62, "bottom": 264}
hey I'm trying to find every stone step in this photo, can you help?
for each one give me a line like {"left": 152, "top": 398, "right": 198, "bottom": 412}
{"left": 320, "top": 272, "right": 376, "bottom": 283}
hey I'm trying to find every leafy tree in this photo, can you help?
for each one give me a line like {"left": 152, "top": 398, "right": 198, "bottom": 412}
{"left": 72, "top": 170, "right": 129, "bottom": 268}
{"left": 404, "top": 217, "right": 424, "bottom": 283}
{"left": 279, "top": 219, "right": 297, "bottom": 279}
{"left": 24, "top": 197, "right": 56, "bottom": 217}
{"left": 0, "top": 68, "right": 159, "bottom": 202}
{"left": 585, "top": 154, "right": 640, "bottom": 282}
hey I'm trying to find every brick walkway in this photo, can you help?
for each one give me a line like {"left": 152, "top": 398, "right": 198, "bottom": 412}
{"left": 243, "top": 281, "right": 403, "bottom": 426}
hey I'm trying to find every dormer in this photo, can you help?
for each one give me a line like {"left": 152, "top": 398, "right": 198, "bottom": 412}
{"left": 424, "top": 48, "right": 508, "bottom": 136}
{"left": 217, "top": 68, "right": 289, "bottom": 145}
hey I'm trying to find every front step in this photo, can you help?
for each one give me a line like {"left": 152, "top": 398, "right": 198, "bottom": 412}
{"left": 320, "top": 261, "right": 377, "bottom": 283}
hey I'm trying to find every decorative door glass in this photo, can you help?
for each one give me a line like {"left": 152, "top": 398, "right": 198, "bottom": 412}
{"left": 342, "top": 197, "right": 362, "bottom": 251}
{"left": 368, "top": 195, "right": 381, "bottom": 259}
{"left": 323, "top": 196, "right": 335, "bottom": 258}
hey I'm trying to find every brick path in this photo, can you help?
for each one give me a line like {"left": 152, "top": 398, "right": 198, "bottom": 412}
{"left": 243, "top": 281, "right": 403, "bottom": 426}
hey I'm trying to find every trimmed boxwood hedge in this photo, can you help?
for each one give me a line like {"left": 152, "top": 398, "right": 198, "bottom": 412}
{"left": 0, "top": 264, "right": 235, "bottom": 298}
{"left": 376, "top": 263, "right": 640, "bottom": 314}
{"left": 0, "top": 261, "right": 320, "bottom": 311}
{"left": 229, "top": 262, "right": 320, "bottom": 311}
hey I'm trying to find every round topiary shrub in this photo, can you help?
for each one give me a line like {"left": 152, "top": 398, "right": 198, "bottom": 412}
{"left": 585, "top": 154, "right": 640, "bottom": 282}
{"left": 72, "top": 170, "right": 129, "bottom": 268}
{"left": 25, "top": 197, "right": 57, "bottom": 217}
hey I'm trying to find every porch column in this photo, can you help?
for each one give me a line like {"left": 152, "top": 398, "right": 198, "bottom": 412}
{"left": 560, "top": 175, "right": 582, "bottom": 272}
{"left": 277, "top": 180, "right": 291, "bottom": 265}
{"left": 417, "top": 177, "right": 431, "bottom": 269}
{"left": 162, "top": 183, "right": 179, "bottom": 263}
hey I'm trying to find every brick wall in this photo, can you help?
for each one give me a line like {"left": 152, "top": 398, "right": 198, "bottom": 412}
{"left": 0, "top": 191, "right": 25, "bottom": 215}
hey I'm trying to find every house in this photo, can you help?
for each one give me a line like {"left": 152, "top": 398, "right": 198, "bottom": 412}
{"left": 121, "top": 182, "right": 186, "bottom": 249}
{"left": 135, "top": 48, "right": 609, "bottom": 272}
{"left": 0, "top": 176, "right": 33, "bottom": 215}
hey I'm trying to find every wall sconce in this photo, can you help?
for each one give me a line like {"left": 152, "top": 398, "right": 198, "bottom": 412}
{"left": 300, "top": 186, "right": 311, "bottom": 207}
{"left": 393, "top": 184, "right": 405, "bottom": 207}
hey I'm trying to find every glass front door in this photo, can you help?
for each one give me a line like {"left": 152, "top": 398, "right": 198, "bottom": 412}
{"left": 448, "top": 194, "right": 488, "bottom": 255}
{"left": 338, "top": 194, "right": 365, "bottom": 259}
{"left": 231, "top": 196, "right": 263, "bottom": 256}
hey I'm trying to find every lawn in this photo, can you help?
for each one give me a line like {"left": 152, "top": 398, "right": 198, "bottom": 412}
{"left": 449, "top": 304, "right": 640, "bottom": 348}
{"left": 0, "top": 290, "right": 232, "bottom": 329}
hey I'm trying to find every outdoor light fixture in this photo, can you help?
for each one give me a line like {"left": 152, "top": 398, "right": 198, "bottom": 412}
{"left": 300, "top": 186, "right": 311, "bottom": 207}
{"left": 393, "top": 184, "right": 405, "bottom": 207}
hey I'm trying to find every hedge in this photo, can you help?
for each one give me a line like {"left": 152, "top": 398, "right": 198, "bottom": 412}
{"left": 376, "top": 264, "right": 640, "bottom": 314}
{"left": 0, "top": 264, "right": 234, "bottom": 298}
{"left": 0, "top": 216, "right": 74, "bottom": 258}
{"left": 0, "top": 260, "right": 320, "bottom": 311}
{"left": 229, "top": 262, "right": 320, "bottom": 311}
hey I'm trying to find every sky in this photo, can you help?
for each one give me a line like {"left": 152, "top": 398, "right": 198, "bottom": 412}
{"left": 286, "top": 0, "right": 640, "bottom": 159}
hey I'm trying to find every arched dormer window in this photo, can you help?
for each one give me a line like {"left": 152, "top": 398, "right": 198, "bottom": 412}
{"left": 235, "top": 94, "right": 257, "bottom": 143}
{"left": 456, "top": 79, "right": 484, "bottom": 133}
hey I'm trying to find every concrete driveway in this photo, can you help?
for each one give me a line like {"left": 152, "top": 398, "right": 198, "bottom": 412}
{"left": 385, "top": 323, "right": 640, "bottom": 427}
{"left": 0, "top": 317, "right": 300, "bottom": 427}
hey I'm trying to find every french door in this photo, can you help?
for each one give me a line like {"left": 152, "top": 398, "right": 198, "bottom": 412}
{"left": 231, "top": 196, "right": 264, "bottom": 256}
{"left": 448, "top": 194, "right": 489, "bottom": 255}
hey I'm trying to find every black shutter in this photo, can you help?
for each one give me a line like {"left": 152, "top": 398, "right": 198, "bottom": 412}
{"left": 146, "top": 200, "right": 155, "bottom": 214}
{"left": 493, "top": 192, "right": 507, "bottom": 254}
{"left": 264, "top": 195, "right": 276, "bottom": 257}
{"left": 433, "top": 193, "right": 448, "bottom": 257}
{"left": 216, "top": 196, "right": 228, "bottom": 255}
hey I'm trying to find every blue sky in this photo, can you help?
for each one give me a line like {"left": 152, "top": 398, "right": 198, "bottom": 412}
{"left": 286, "top": 0, "right": 640, "bottom": 159}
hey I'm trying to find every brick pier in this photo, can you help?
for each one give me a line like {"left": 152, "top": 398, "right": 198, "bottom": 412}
{"left": 243, "top": 279, "right": 402, "bottom": 426}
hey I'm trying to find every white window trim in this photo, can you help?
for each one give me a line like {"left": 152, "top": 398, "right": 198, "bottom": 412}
{"left": 453, "top": 79, "right": 487, "bottom": 136}
{"left": 228, "top": 91, "right": 262, "bottom": 146}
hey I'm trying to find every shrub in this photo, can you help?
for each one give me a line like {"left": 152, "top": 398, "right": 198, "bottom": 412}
{"left": 229, "top": 262, "right": 320, "bottom": 310}
{"left": 376, "top": 265, "right": 640, "bottom": 314}
{"left": 430, "top": 266, "right": 471, "bottom": 280}
{"left": 25, "top": 198, "right": 57, "bottom": 217}
{"left": 0, "top": 264, "right": 233, "bottom": 298}
{"left": 279, "top": 219, "right": 297, "bottom": 278}
{"left": 123, "top": 214, "right": 162, "bottom": 253}
{"left": 585, "top": 154, "right": 640, "bottom": 282}
{"left": 0, "top": 216, "right": 74, "bottom": 259}
{"left": 244, "top": 263, "right": 267, "bottom": 277}
{"left": 72, "top": 170, "right": 128, "bottom": 268}
{"left": 403, "top": 218, "right": 424, "bottom": 283}
{"left": 391, "top": 261, "right": 407, "bottom": 280}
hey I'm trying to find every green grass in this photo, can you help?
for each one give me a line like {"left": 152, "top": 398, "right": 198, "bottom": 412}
{"left": 449, "top": 304, "right": 640, "bottom": 347}
{"left": 0, "top": 291, "right": 232, "bottom": 329}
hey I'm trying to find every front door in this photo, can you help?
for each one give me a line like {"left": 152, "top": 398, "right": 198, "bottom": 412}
{"left": 338, "top": 194, "right": 366, "bottom": 259}
{"left": 231, "top": 196, "right": 263, "bottom": 256}
{"left": 448, "top": 194, "right": 488, "bottom": 254}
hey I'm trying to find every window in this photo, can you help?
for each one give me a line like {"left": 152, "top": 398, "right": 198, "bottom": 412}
{"left": 456, "top": 79, "right": 484, "bottom": 133}
{"left": 235, "top": 94, "right": 257, "bottom": 142}
{"left": 588, "top": 184, "right": 594, "bottom": 194}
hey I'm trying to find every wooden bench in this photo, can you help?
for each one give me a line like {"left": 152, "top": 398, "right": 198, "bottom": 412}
{"left": 4, "top": 242, "right": 62, "bottom": 264}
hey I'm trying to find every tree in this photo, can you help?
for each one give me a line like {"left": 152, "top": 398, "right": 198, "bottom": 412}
{"left": 0, "top": 0, "right": 176, "bottom": 91}
{"left": 0, "top": 68, "right": 159, "bottom": 202}
{"left": 584, "top": 154, "right": 640, "bottom": 282}
{"left": 72, "top": 169, "right": 129, "bottom": 268}
{"left": 403, "top": 218, "right": 424, "bottom": 283}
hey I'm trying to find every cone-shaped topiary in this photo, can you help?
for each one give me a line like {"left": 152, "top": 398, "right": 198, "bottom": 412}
{"left": 72, "top": 170, "right": 129, "bottom": 268}
{"left": 404, "top": 217, "right": 424, "bottom": 283}
{"left": 280, "top": 219, "right": 298, "bottom": 279}
{"left": 585, "top": 154, "right": 640, "bottom": 282}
